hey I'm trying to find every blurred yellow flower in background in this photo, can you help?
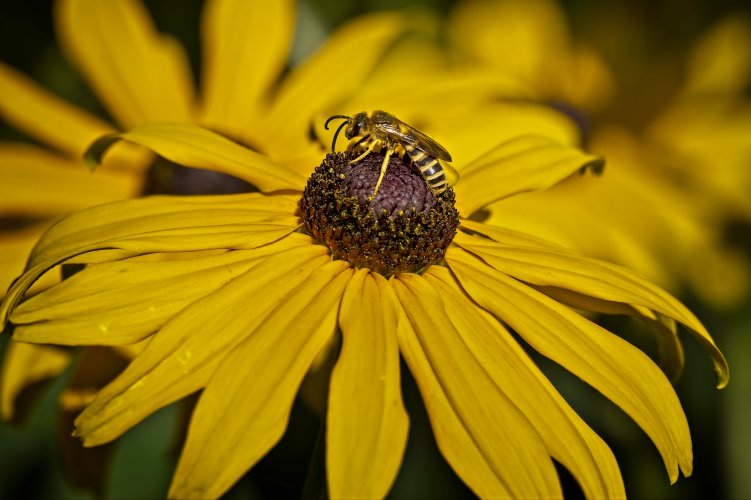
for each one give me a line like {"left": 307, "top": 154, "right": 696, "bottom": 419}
{"left": 646, "top": 14, "right": 751, "bottom": 249}
{"left": 446, "top": 0, "right": 751, "bottom": 309}
{"left": 0, "top": 121, "right": 728, "bottom": 498}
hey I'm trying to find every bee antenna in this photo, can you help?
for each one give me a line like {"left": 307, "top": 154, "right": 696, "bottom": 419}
{"left": 325, "top": 115, "right": 352, "bottom": 153}
{"left": 324, "top": 114, "right": 351, "bottom": 130}
{"left": 330, "top": 121, "right": 350, "bottom": 153}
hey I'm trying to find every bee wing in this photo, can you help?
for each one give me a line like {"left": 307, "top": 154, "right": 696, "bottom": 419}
{"left": 379, "top": 118, "right": 453, "bottom": 162}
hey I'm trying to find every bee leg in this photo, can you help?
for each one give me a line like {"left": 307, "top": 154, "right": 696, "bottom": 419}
{"left": 349, "top": 138, "right": 379, "bottom": 164}
{"left": 349, "top": 134, "right": 370, "bottom": 152}
{"left": 371, "top": 145, "right": 393, "bottom": 199}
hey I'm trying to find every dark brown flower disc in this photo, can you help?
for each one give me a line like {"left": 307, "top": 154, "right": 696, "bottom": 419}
{"left": 300, "top": 151, "right": 460, "bottom": 276}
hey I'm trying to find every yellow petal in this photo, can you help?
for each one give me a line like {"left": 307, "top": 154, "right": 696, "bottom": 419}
{"left": 453, "top": 229, "right": 728, "bottom": 388}
{"left": 646, "top": 98, "right": 751, "bottom": 222}
{"left": 1, "top": 341, "right": 71, "bottom": 420}
{"left": 682, "top": 15, "right": 751, "bottom": 95}
{"left": 448, "top": 0, "right": 569, "bottom": 96}
{"left": 459, "top": 218, "right": 570, "bottom": 250}
{"left": 523, "top": 284, "right": 686, "bottom": 383}
{"left": 428, "top": 102, "right": 579, "bottom": 167}
{"left": 445, "top": 248, "right": 693, "bottom": 483}
{"left": 200, "top": 0, "right": 295, "bottom": 137}
{"left": 86, "top": 123, "right": 307, "bottom": 192}
{"left": 1, "top": 194, "right": 299, "bottom": 329}
{"left": 3, "top": 215, "right": 297, "bottom": 316}
{"left": 648, "top": 317, "right": 686, "bottom": 384}
{"left": 342, "top": 69, "right": 533, "bottom": 125}
{"left": 12, "top": 242, "right": 305, "bottom": 345}
{"left": 0, "top": 143, "right": 138, "bottom": 215}
{"left": 453, "top": 135, "right": 603, "bottom": 216}
{"left": 393, "top": 274, "right": 561, "bottom": 499}
{"left": 0, "top": 62, "right": 115, "bottom": 158}
{"left": 55, "top": 0, "right": 194, "bottom": 127}
{"left": 0, "top": 224, "right": 58, "bottom": 297}
{"left": 425, "top": 266, "right": 625, "bottom": 499}
{"left": 327, "top": 270, "right": 408, "bottom": 499}
{"left": 169, "top": 261, "right": 352, "bottom": 499}
{"left": 74, "top": 243, "right": 331, "bottom": 447}
{"left": 259, "top": 11, "right": 408, "bottom": 155}
{"left": 559, "top": 43, "right": 615, "bottom": 113}
{"left": 478, "top": 177, "right": 679, "bottom": 292}
{"left": 31, "top": 193, "right": 298, "bottom": 266}
{"left": 448, "top": 0, "right": 613, "bottom": 112}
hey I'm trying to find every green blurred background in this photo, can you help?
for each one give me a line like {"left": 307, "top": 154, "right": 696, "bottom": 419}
{"left": 1, "top": 0, "right": 749, "bottom": 498}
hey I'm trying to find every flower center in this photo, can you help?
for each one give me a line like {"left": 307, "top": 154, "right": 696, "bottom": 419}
{"left": 300, "top": 151, "right": 460, "bottom": 276}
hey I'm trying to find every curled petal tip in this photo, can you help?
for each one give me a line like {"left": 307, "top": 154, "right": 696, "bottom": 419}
{"left": 83, "top": 133, "right": 121, "bottom": 171}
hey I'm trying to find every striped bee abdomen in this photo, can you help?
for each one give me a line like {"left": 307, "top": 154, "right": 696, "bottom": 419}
{"left": 405, "top": 144, "right": 448, "bottom": 194}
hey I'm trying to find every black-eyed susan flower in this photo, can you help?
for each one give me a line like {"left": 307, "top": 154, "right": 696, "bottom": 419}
{"left": 0, "top": 122, "right": 728, "bottom": 498}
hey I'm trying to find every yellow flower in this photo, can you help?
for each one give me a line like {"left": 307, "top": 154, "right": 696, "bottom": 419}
{"left": 0, "top": 0, "right": 418, "bottom": 420}
{"left": 0, "top": 122, "right": 728, "bottom": 499}
{"left": 445, "top": 0, "right": 751, "bottom": 308}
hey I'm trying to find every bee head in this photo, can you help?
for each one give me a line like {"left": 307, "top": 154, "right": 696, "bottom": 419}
{"left": 347, "top": 112, "right": 369, "bottom": 139}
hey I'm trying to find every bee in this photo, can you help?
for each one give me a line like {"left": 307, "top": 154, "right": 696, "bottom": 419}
{"left": 324, "top": 110, "right": 458, "bottom": 197}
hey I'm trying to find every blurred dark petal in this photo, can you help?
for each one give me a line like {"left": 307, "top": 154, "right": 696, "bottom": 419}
{"left": 144, "top": 0, "right": 203, "bottom": 88}
{"left": 549, "top": 99, "right": 593, "bottom": 144}
{"left": 723, "top": 313, "right": 751, "bottom": 499}
{"left": 59, "top": 347, "right": 130, "bottom": 495}
{"left": 300, "top": 422, "right": 327, "bottom": 500}
{"left": 142, "top": 157, "right": 257, "bottom": 196}
{"left": 390, "top": 360, "right": 473, "bottom": 499}
{"left": 0, "top": 346, "right": 90, "bottom": 499}
{"left": 724, "top": 218, "right": 751, "bottom": 251}
{"left": 4, "top": 344, "right": 71, "bottom": 425}
{"left": 225, "top": 394, "right": 321, "bottom": 499}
